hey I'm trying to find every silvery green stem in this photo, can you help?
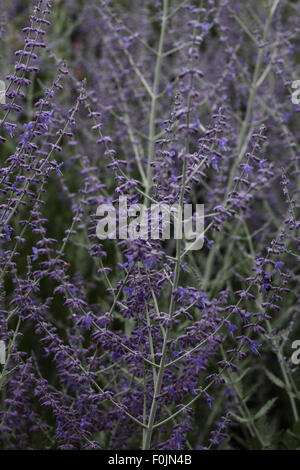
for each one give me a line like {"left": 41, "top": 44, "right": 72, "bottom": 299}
{"left": 145, "top": 0, "right": 169, "bottom": 198}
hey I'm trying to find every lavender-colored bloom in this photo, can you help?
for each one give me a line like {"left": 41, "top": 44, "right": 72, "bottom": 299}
{"left": 0, "top": 0, "right": 299, "bottom": 452}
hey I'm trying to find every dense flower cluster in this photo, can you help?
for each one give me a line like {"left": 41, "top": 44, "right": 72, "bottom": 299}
{"left": 0, "top": 0, "right": 300, "bottom": 450}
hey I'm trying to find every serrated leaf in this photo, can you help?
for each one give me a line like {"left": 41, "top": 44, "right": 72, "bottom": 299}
{"left": 229, "top": 411, "right": 252, "bottom": 424}
{"left": 254, "top": 397, "right": 278, "bottom": 420}
{"left": 231, "top": 367, "right": 252, "bottom": 384}
{"left": 264, "top": 368, "right": 285, "bottom": 389}
{"left": 243, "top": 383, "right": 259, "bottom": 403}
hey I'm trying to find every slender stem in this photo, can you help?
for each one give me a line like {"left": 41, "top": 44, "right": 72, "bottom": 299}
{"left": 242, "top": 219, "right": 299, "bottom": 422}
{"left": 143, "top": 68, "right": 193, "bottom": 450}
{"left": 225, "top": 0, "right": 280, "bottom": 200}
{"left": 145, "top": 0, "right": 169, "bottom": 198}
